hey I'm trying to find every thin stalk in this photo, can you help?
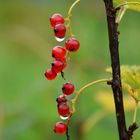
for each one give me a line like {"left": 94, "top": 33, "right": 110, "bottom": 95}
{"left": 71, "top": 79, "right": 109, "bottom": 113}
{"left": 65, "top": 0, "right": 80, "bottom": 37}
{"left": 133, "top": 101, "right": 138, "bottom": 123}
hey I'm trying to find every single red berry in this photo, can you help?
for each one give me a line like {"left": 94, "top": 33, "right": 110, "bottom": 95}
{"left": 58, "top": 102, "right": 70, "bottom": 117}
{"left": 50, "top": 13, "right": 64, "bottom": 28}
{"left": 54, "top": 122, "right": 67, "bottom": 134}
{"left": 52, "top": 46, "right": 66, "bottom": 59}
{"left": 56, "top": 95, "right": 67, "bottom": 104}
{"left": 52, "top": 60, "right": 64, "bottom": 73}
{"left": 44, "top": 69, "right": 57, "bottom": 80}
{"left": 54, "top": 57, "right": 66, "bottom": 63}
{"left": 65, "top": 38, "right": 80, "bottom": 52}
{"left": 62, "top": 82, "right": 75, "bottom": 95}
{"left": 54, "top": 24, "right": 66, "bottom": 39}
{"left": 54, "top": 57, "right": 67, "bottom": 70}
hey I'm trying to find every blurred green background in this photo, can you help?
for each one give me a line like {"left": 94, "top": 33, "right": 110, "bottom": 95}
{"left": 0, "top": 0, "right": 140, "bottom": 140}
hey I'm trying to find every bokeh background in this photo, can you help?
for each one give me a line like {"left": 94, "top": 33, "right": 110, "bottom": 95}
{"left": 0, "top": 0, "right": 140, "bottom": 140}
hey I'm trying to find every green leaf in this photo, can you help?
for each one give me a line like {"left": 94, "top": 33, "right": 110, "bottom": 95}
{"left": 114, "top": 0, "right": 126, "bottom": 4}
{"left": 114, "top": 0, "right": 140, "bottom": 12}
{"left": 127, "top": 2, "right": 140, "bottom": 11}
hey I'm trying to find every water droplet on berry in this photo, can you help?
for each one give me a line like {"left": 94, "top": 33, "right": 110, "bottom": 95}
{"left": 60, "top": 115, "right": 69, "bottom": 120}
{"left": 55, "top": 37, "right": 65, "bottom": 42}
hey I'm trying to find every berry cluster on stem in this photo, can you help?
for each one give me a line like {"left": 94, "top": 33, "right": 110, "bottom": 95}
{"left": 44, "top": 0, "right": 80, "bottom": 138}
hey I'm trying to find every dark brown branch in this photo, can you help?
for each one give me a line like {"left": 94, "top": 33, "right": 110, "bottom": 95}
{"left": 103, "top": 0, "right": 130, "bottom": 140}
{"left": 128, "top": 123, "right": 139, "bottom": 139}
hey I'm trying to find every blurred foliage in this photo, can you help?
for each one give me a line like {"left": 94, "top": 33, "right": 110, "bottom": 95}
{"left": 114, "top": 0, "right": 140, "bottom": 23}
{"left": 81, "top": 91, "right": 140, "bottom": 135}
{"left": 107, "top": 65, "right": 140, "bottom": 101}
{"left": 0, "top": 0, "right": 140, "bottom": 140}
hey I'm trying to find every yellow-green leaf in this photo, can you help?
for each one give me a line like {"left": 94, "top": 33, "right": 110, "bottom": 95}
{"left": 122, "top": 82, "right": 138, "bottom": 101}
{"left": 114, "top": 0, "right": 127, "bottom": 4}
{"left": 114, "top": 0, "right": 140, "bottom": 12}
{"left": 127, "top": 2, "right": 140, "bottom": 11}
{"left": 106, "top": 65, "right": 140, "bottom": 87}
{"left": 106, "top": 65, "right": 140, "bottom": 101}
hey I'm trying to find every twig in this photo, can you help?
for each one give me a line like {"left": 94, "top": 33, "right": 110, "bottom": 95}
{"left": 127, "top": 123, "right": 139, "bottom": 139}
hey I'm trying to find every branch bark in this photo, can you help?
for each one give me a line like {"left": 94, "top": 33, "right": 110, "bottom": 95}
{"left": 103, "top": 0, "right": 130, "bottom": 140}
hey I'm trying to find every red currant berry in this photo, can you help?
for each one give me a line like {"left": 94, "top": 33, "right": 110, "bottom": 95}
{"left": 44, "top": 69, "right": 57, "bottom": 80}
{"left": 62, "top": 82, "right": 75, "bottom": 95}
{"left": 58, "top": 102, "right": 70, "bottom": 117}
{"left": 52, "top": 60, "right": 64, "bottom": 73}
{"left": 65, "top": 38, "right": 80, "bottom": 52}
{"left": 54, "top": 24, "right": 66, "bottom": 39}
{"left": 56, "top": 95, "right": 67, "bottom": 104}
{"left": 52, "top": 46, "right": 66, "bottom": 59}
{"left": 50, "top": 13, "right": 64, "bottom": 28}
{"left": 54, "top": 122, "right": 67, "bottom": 134}
{"left": 54, "top": 57, "right": 66, "bottom": 63}
{"left": 54, "top": 58, "right": 67, "bottom": 70}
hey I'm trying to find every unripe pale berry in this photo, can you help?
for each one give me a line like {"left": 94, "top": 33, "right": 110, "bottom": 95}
{"left": 44, "top": 69, "right": 57, "bottom": 80}
{"left": 50, "top": 13, "right": 64, "bottom": 28}
{"left": 58, "top": 102, "right": 70, "bottom": 117}
{"left": 62, "top": 82, "right": 75, "bottom": 95}
{"left": 52, "top": 60, "right": 64, "bottom": 73}
{"left": 52, "top": 46, "right": 66, "bottom": 59}
{"left": 54, "top": 24, "right": 66, "bottom": 39}
{"left": 54, "top": 122, "right": 67, "bottom": 134}
{"left": 65, "top": 38, "right": 80, "bottom": 52}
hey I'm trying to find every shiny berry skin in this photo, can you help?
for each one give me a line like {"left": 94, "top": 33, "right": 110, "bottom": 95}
{"left": 65, "top": 38, "right": 80, "bottom": 52}
{"left": 50, "top": 13, "right": 64, "bottom": 28}
{"left": 54, "top": 57, "right": 66, "bottom": 63}
{"left": 52, "top": 46, "right": 66, "bottom": 59}
{"left": 58, "top": 102, "right": 70, "bottom": 117}
{"left": 44, "top": 69, "right": 57, "bottom": 80}
{"left": 62, "top": 82, "right": 75, "bottom": 95}
{"left": 56, "top": 95, "right": 67, "bottom": 104}
{"left": 54, "top": 24, "right": 66, "bottom": 38}
{"left": 54, "top": 122, "right": 67, "bottom": 134}
{"left": 52, "top": 60, "right": 64, "bottom": 73}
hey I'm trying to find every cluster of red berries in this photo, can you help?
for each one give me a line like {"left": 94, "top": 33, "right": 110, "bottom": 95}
{"left": 44, "top": 13, "right": 80, "bottom": 80}
{"left": 54, "top": 82, "right": 75, "bottom": 134}
{"left": 45, "top": 13, "right": 80, "bottom": 136}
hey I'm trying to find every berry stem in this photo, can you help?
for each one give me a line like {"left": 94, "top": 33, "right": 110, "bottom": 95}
{"left": 71, "top": 78, "right": 110, "bottom": 113}
{"left": 66, "top": 129, "right": 70, "bottom": 140}
{"left": 133, "top": 101, "right": 139, "bottom": 123}
{"left": 66, "top": 0, "right": 80, "bottom": 37}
